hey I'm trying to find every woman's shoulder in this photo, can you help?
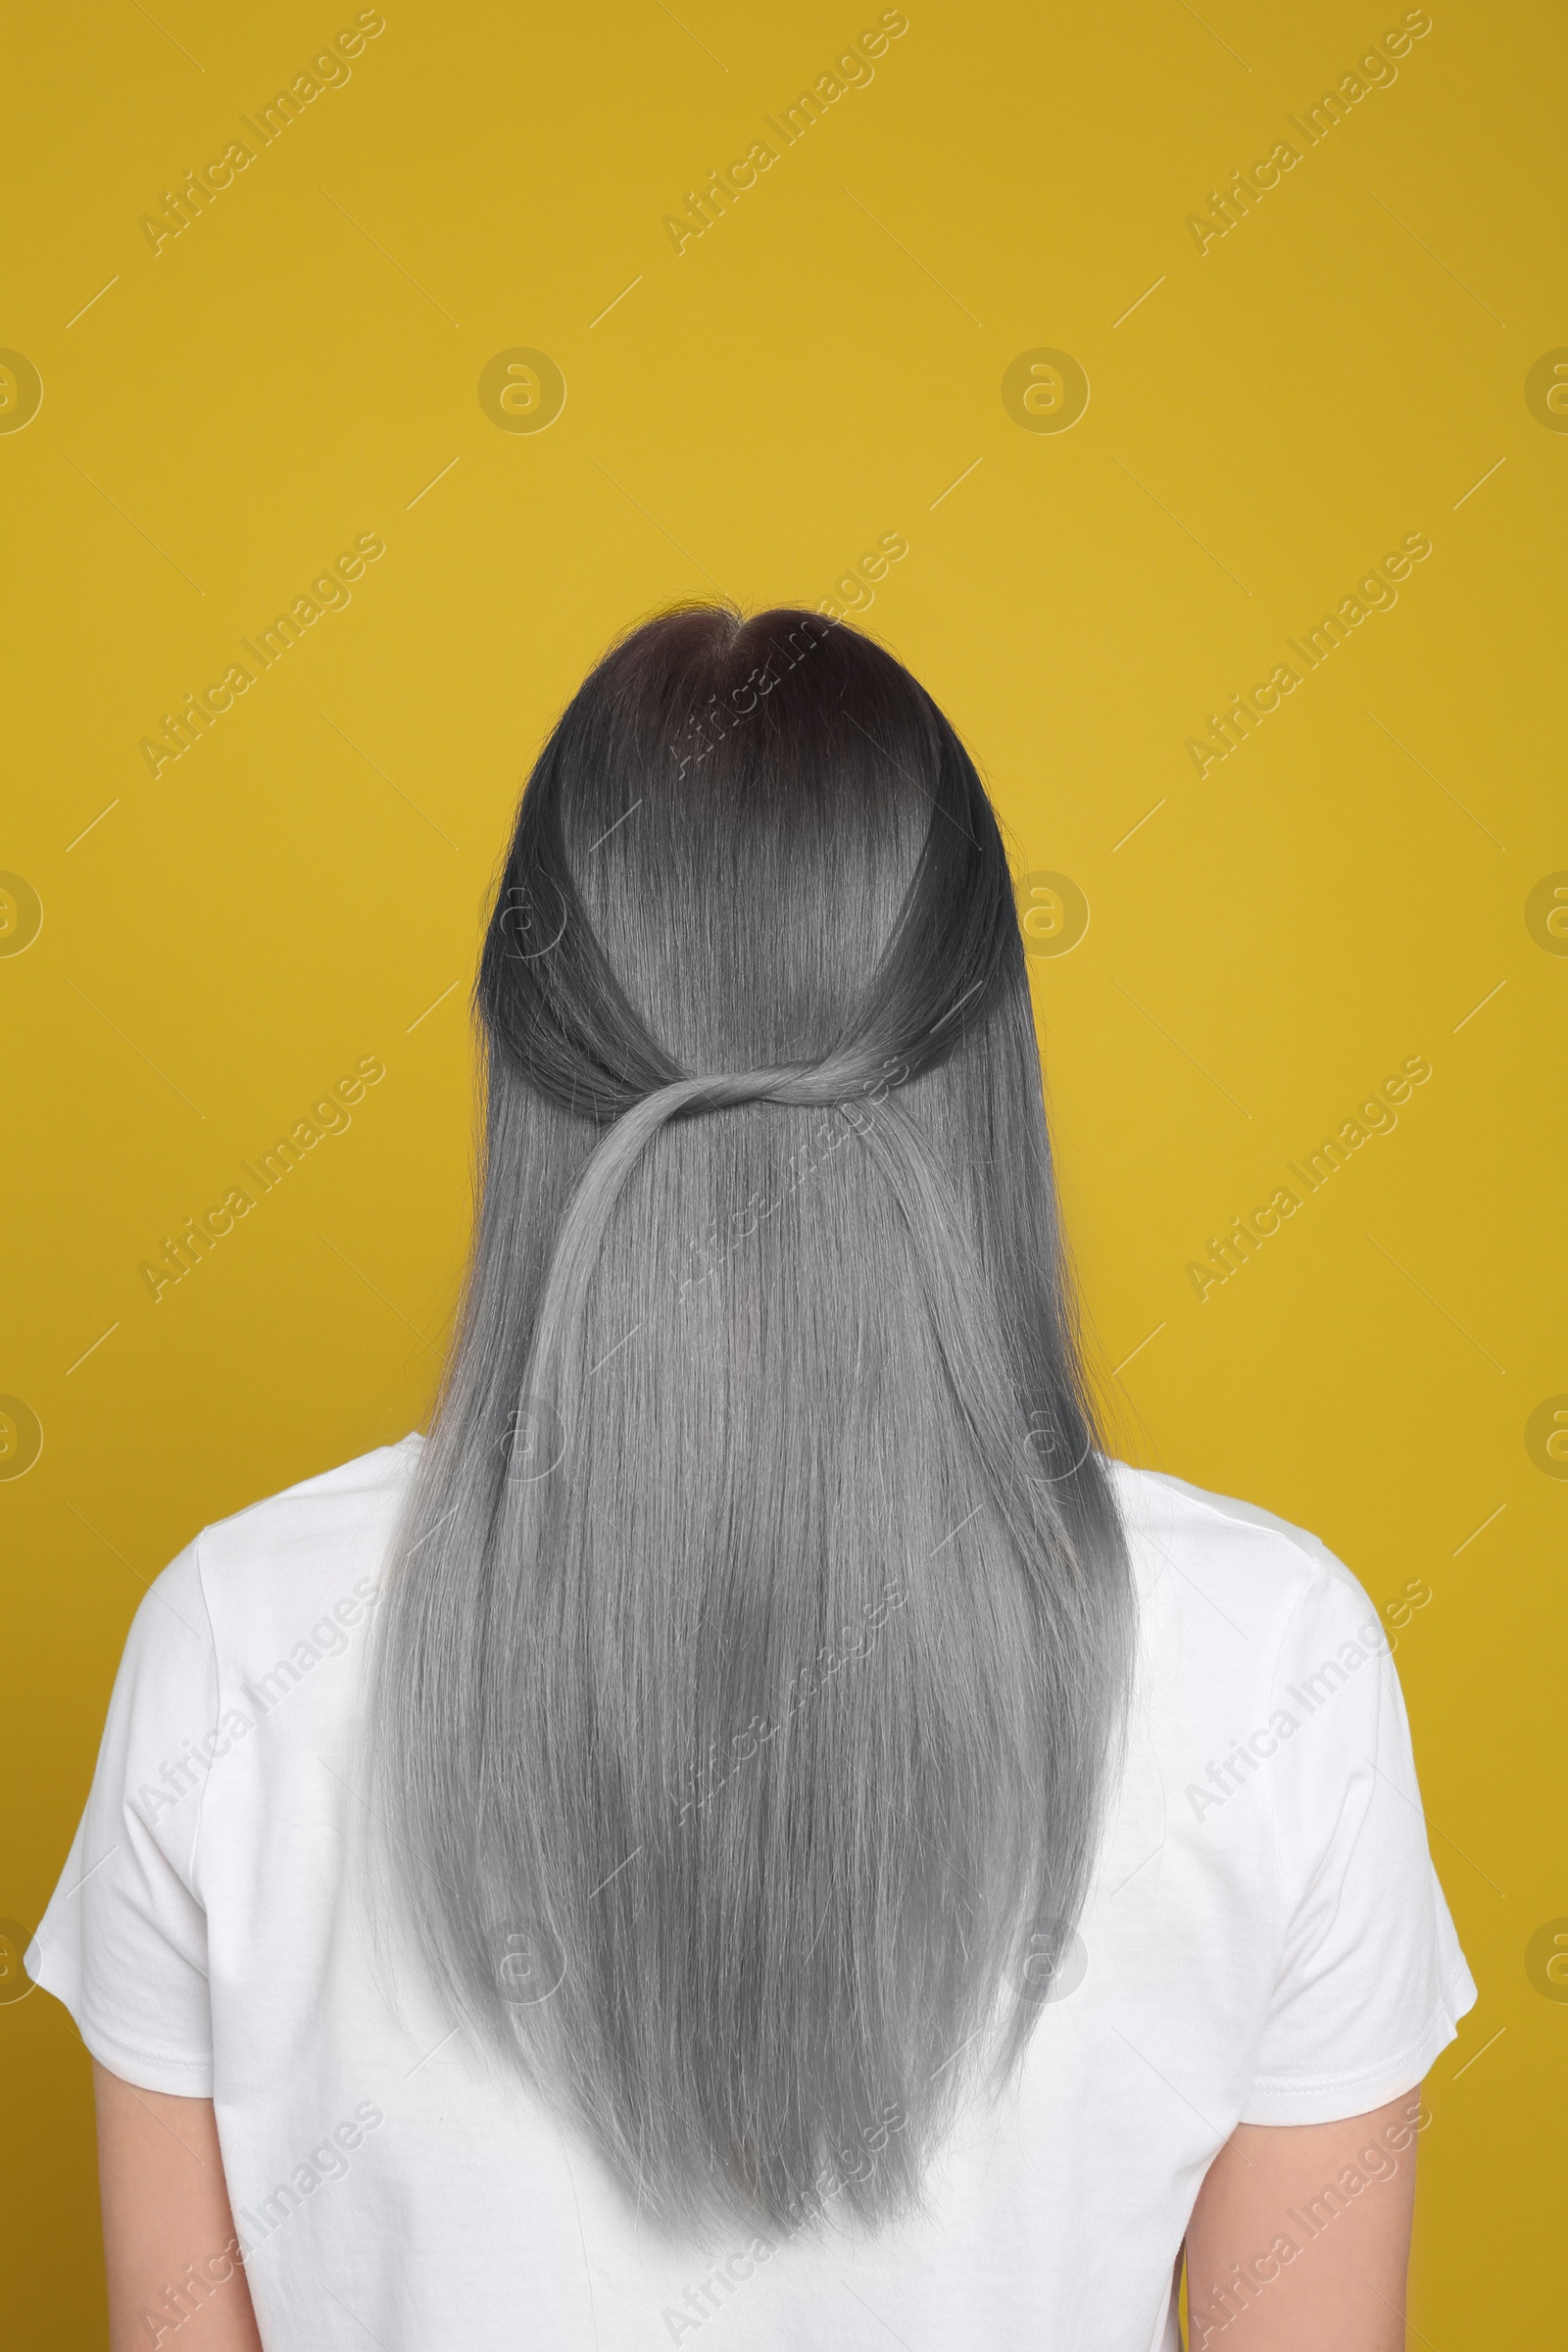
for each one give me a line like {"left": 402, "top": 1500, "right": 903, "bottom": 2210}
{"left": 198, "top": 1432, "right": 421, "bottom": 1553}
{"left": 134, "top": 1434, "right": 425, "bottom": 1675}
{"left": 1103, "top": 1454, "right": 1386, "bottom": 1667}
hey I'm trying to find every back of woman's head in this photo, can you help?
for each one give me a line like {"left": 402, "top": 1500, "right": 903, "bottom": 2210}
{"left": 369, "top": 605, "right": 1136, "bottom": 2243}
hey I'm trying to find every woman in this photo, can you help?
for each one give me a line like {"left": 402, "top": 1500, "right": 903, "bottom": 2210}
{"left": 33, "top": 607, "right": 1474, "bottom": 2349}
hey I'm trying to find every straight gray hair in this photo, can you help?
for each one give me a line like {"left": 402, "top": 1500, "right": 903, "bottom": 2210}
{"left": 368, "top": 606, "right": 1136, "bottom": 2243}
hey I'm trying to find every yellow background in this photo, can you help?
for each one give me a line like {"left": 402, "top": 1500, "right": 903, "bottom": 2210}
{"left": 3, "top": 0, "right": 1562, "bottom": 2337}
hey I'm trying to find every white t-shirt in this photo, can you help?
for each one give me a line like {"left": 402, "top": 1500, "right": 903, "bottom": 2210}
{"left": 31, "top": 1437, "right": 1476, "bottom": 2352}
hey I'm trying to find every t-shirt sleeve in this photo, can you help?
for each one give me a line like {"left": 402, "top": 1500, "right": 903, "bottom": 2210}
{"left": 26, "top": 1539, "right": 218, "bottom": 2095}
{"left": 1239, "top": 1543, "right": 1478, "bottom": 2126}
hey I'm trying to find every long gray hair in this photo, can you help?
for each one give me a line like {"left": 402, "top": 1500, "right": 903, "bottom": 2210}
{"left": 368, "top": 606, "right": 1136, "bottom": 2241}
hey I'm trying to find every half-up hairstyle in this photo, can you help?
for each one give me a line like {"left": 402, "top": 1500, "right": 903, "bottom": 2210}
{"left": 368, "top": 605, "right": 1137, "bottom": 2243}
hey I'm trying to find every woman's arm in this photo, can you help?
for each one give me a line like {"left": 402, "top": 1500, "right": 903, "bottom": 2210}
{"left": 94, "top": 2061, "right": 264, "bottom": 2350}
{"left": 1183, "top": 2086, "right": 1423, "bottom": 2349}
